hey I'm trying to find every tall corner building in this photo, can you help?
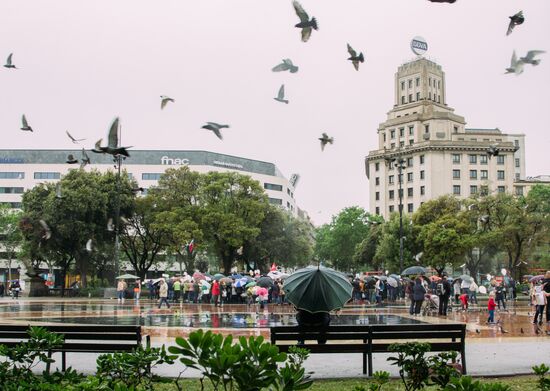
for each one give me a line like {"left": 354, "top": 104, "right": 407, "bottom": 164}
{"left": 365, "top": 57, "right": 526, "bottom": 219}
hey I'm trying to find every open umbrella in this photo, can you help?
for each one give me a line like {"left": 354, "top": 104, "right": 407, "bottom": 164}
{"left": 245, "top": 281, "right": 257, "bottom": 288}
{"left": 389, "top": 274, "right": 401, "bottom": 281}
{"left": 257, "top": 276, "right": 275, "bottom": 288}
{"left": 213, "top": 273, "right": 225, "bottom": 281}
{"left": 387, "top": 277, "right": 398, "bottom": 288}
{"left": 283, "top": 265, "right": 352, "bottom": 313}
{"left": 401, "top": 266, "right": 428, "bottom": 275}
{"left": 234, "top": 278, "right": 248, "bottom": 288}
{"left": 429, "top": 275, "right": 442, "bottom": 282}
{"left": 478, "top": 285, "right": 487, "bottom": 294}
{"left": 232, "top": 273, "right": 243, "bottom": 280}
{"left": 529, "top": 275, "right": 545, "bottom": 283}
{"left": 116, "top": 274, "right": 139, "bottom": 279}
{"left": 192, "top": 272, "right": 205, "bottom": 281}
{"left": 267, "top": 271, "right": 283, "bottom": 280}
{"left": 374, "top": 275, "right": 388, "bottom": 281}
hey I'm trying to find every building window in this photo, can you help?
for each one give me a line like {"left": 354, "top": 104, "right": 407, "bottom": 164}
{"left": 515, "top": 186, "right": 524, "bottom": 196}
{"left": 375, "top": 192, "right": 380, "bottom": 201}
{"left": 424, "top": 124, "right": 429, "bottom": 133}
{"left": 420, "top": 185, "right": 425, "bottom": 195}
{"left": 428, "top": 92, "right": 431, "bottom": 100}
{"left": 481, "top": 170, "right": 488, "bottom": 179}
{"left": 438, "top": 80, "right": 441, "bottom": 89}
{"left": 390, "top": 129, "right": 395, "bottom": 139}
{"left": 399, "top": 141, "right": 405, "bottom": 147}
{"left": 497, "top": 155, "right": 505, "bottom": 165}
{"left": 383, "top": 133, "right": 386, "bottom": 142}
{"left": 514, "top": 140, "right": 519, "bottom": 147}
{"left": 389, "top": 175, "right": 394, "bottom": 184}
{"left": 391, "top": 143, "right": 395, "bottom": 149}
{"left": 406, "top": 157, "right": 413, "bottom": 167}
{"left": 416, "top": 77, "right": 420, "bottom": 87}
{"left": 375, "top": 207, "right": 380, "bottom": 215}
{"left": 409, "top": 139, "right": 414, "bottom": 146}
{"left": 416, "top": 92, "right": 420, "bottom": 101}
{"left": 515, "top": 173, "right": 520, "bottom": 180}
{"left": 470, "top": 185, "right": 478, "bottom": 195}
{"left": 407, "top": 187, "right": 413, "bottom": 197}
{"left": 34, "top": 172, "right": 60, "bottom": 180}
{"left": 497, "top": 170, "right": 505, "bottom": 180}
{"left": 429, "top": 78, "right": 432, "bottom": 86}
{"left": 420, "top": 170, "right": 425, "bottom": 180}
{"left": 515, "top": 158, "right": 520, "bottom": 168}
{"left": 287, "top": 188, "right": 291, "bottom": 195}
{"left": 407, "top": 172, "right": 413, "bottom": 182}
{"left": 375, "top": 177, "right": 380, "bottom": 186}
{"left": 480, "top": 155, "right": 488, "bottom": 165}
{"left": 470, "top": 170, "right": 477, "bottom": 179}
{"left": 407, "top": 203, "right": 413, "bottom": 213}
{"left": 399, "top": 128, "right": 404, "bottom": 137}
{"left": 401, "top": 81, "right": 405, "bottom": 90}
{"left": 408, "top": 94, "right": 413, "bottom": 102}
{"left": 264, "top": 183, "right": 283, "bottom": 191}
{"left": 469, "top": 154, "right": 477, "bottom": 164}
{"left": 375, "top": 162, "right": 380, "bottom": 171}
{"left": 0, "top": 187, "right": 24, "bottom": 194}
{"left": 389, "top": 190, "right": 394, "bottom": 199}
{"left": 408, "top": 79, "right": 412, "bottom": 88}
{"left": 420, "top": 155, "right": 425, "bottom": 164}
{"left": 452, "top": 154, "right": 461, "bottom": 164}
{"left": 453, "top": 185, "right": 461, "bottom": 195}
{"left": 401, "top": 96, "right": 405, "bottom": 104}
{"left": 480, "top": 186, "right": 489, "bottom": 195}
{"left": 408, "top": 126, "right": 414, "bottom": 136}
{"left": 452, "top": 169, "right": 461, "bottom": 179}
{"left": 269, "top": 197, "right": 282, "bottom": 205}
{"left": 142, "top": 173, "right": 162, "bottom": 180}
{"left": 0, "top": 172, "right": 24, "bottom": 179}
{"left": 389, "top": 205, "right": 395, "bottom": 213}
{"left": 497, "top": 186, "right": 506, "bottom": 193}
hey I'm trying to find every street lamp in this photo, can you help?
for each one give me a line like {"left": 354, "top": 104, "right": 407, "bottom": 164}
{"left": 113, "top": 154, "right": 125, "bottom": 277}
{"left": 385, "top": 156, "right": 407, "bottom": 273}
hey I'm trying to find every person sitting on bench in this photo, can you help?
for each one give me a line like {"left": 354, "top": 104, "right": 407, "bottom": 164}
{"left": 296, "top": 308, "right": 330, "bottom": 345}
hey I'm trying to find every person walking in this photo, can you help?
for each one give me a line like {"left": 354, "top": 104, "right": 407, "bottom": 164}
{"left": 116, "top": 279, "right": 127, "bottom": 304}
{"left": 158, "top": 279, "right": 170, "bottom": 309}
{"left": 453, "top": 279, "right": 461, "bottom": 305}
{"left": 469, "top": 280, "right": 478, "bottom": 305}
{"left": 437, "top": 276, "right": 451, "bottom": 316}
{"left": 147, "top": 279, "right": 155, "bottom": 300}
{"left": 211, "top": 279, "right": 220, "bottom": 307}
{"left": 133, "top": 279, "right": 141, "bottom": 303}
{"left": 543, "top": 271, "right": 550, "bottom": 323}
{"left": 487, "top": 292, "right": 496, "bottom": 324}
{"left": 495, "top": 283, "right": 507, "bottom": 311}
{"left": 412, "top": 277, "right": 426, "bottom": 315}
{"left": 532, "top": 281, "right": 546, "bottom": 325}
{"left": 0, "top": 282, "right": 5, "bottom": 297}
{"left": 405, "top": 280, "right": 414, "bottom": 315}
{"left": 173, "top": 278, "right": 181, "bottom": 303}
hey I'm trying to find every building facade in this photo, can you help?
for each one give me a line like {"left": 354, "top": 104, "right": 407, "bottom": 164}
{"left": 0, "top": 149, "right": 301, "bottom": 215}
{"left": 365, "top": 58, "right": 526, "bottom": 219}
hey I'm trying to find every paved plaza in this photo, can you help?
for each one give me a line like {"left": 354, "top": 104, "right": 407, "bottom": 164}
{"left": 1, "top": 297, "right": 548, "bottom": 378}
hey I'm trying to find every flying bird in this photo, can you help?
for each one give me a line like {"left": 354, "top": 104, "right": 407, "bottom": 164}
{"left": 506, "top": 11, "right": 524, "bottom": 36}
{"left": 86, "top": 239, "right": 93, "bottom": 252}
{"left": 347, "top": 44, "right": 364, "bottom": 71}
{"left": 55, "top": 182, "right": 63, "bottom": 199}
{"left": 66, "top": 154, "right": 78, "bottom": 164}
{"left": 428, "top": 0, "right": 456, "bottom": 3}
{"left": 487, "top": 144, "right": 500, "bottom": 158}
{"left": 4, "top": 53, "right": 17, "bottom": 69}
{"left": 39, "top": 220, "right": 52, "bottom": 240}
{"left": 80, "top": 149, "right": 91, "bottom": 169}
{"left": 475, "top": 329, "right": 480, "bottom": 334}
{"left": 414, "top": 252, "right": 423, "bottom": 263}
{"left": 160, "top": 95, "right": 174, "bottom": 110}
{"left": 519, "top": 50, "right": 545, "bottom": 66}
{"left": 292, "top": 1, "right": 318, "bottom": 42}
{"left": 271, "top": 59, "right": 299, "bottom": 73}
{"left": 319, "top": 132, "right": 334, "bottom": 151}
{"left": 91, "top": 117, "right": 132, "bottom": 157}
{"left": 274, "top": 85, "right": 289, "bottom": 104}
{"left": 107, "top": 218, "right": 115, "bottom": 232}
{"left": 21, "top": 115, "right": 33, "bottom": 132}
{"left": 66, "top": 131, "right": 85, "bottom": 144}
{"left": 505, "top": 51, "right": 524, "bottom": 75}
{"left": 202, "top": 122, "right": 229, "bottom": 140}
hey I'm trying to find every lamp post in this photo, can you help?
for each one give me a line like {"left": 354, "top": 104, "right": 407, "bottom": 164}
{"left": 113, "top": 154, "right": 122, "bottom": 277}
{"left": 385, "top": 156, "right": 407, "bottom": 274}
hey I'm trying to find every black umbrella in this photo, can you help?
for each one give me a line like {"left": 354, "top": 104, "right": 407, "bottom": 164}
{"left": 401, "top": 266, "right": 428, "bottom": 275}
{"left": 256, "top": 276, "right": 275, "bottom": 288}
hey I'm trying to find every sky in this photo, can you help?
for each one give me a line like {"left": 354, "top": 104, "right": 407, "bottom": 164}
{"left": 1, "top": 0, "right": 549, "bottom": 226}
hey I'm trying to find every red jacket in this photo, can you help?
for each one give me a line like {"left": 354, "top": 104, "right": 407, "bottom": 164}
{"left": 487, "top": 297, "right": 496, "bottom": 310}
{"left": 211, "top": 281, "right": 220, "bottom": 295}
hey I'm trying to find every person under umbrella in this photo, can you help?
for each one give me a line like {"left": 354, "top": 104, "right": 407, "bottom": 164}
{"left": 412, "top": 277, "right": 426, "bottom": 316}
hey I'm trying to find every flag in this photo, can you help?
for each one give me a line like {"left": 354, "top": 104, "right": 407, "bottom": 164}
{"left": 271, "top": 262, "right": 277, "bottom": 272}
{"left": 186, "top": 239, "right": 195, "bottom": 255}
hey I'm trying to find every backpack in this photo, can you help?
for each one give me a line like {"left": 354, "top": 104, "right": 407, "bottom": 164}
{"left": 436, "top": 283, "right": 446, "bottom": 296}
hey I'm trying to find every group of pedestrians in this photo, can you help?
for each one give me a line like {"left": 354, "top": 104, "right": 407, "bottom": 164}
{"left": 531, "top": 271, "right": 550, "bottom": 326}
{"left": 0, "top": 280, "right": 21, "bottom": 299}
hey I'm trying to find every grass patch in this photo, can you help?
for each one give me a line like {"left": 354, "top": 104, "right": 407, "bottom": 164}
{"left": 153, "top": 375, "right": 539, "bottom": 390}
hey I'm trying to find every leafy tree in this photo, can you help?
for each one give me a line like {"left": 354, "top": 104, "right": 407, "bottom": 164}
{"left": 0, "top": 205, "right": 23, "bottom": 283}
{"left": 354, "top": 221, "right": 383, "bottom": 271}
{"left": 199, "top": 172, "right": 268, "bottom": 273}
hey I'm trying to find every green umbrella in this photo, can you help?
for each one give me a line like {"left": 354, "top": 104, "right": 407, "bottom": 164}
{"left": 283, "top": 266, "right": 352, "bottom": 313}
{"left": 213, "top": 273, "right": 225, "bottom": 281}
{"left": 116, "top": 274, "right": 140, "bottom": 279}
{"left": 245, "top": 281, "right": 256, "bottom": 288}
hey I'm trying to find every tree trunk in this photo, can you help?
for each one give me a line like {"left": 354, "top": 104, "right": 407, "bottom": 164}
{"left": 221, "top": 253, "right": 233, "bottom": 274}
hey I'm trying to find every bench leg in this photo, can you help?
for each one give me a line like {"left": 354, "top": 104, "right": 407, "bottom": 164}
{"left": 368, "top": 353, "right": 373, "bottom": 377}
{"left": 363, "top": 352, "right": 367, "bottom": 375}
{"left": 461, "top": 350, "right": 467, "bottom": 375}
{"left": 46, "top": 351, "right": 52, "bottom": 374}
{"left": 62, "top": 351, "right": 66, "bottom": 372}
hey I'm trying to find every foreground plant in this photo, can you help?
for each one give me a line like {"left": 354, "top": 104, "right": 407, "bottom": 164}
{"left": 388, "top": 342, "right": 431, "bottom": 391}
{"left": 353, "top": 370, "right": 390, "bottom": 391}
{"left": 533, "top": 364, "right": 550, "bottom": 391}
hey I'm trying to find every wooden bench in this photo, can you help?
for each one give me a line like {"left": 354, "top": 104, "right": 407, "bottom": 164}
{"left": 270, "top": 323, "right": 466, "bottom": 376}
{"left": 0, "top": 324, "right": 148, "bottom": 371}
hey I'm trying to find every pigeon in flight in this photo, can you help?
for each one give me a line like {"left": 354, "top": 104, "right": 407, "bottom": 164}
{"left": 160, "top": 95, "right": 174, "bottom": 110}
{"left": 39, "top": 219, "right": 52, "bottom": 240}
{"left": 66, "top": 154, "right": 78, "bottom": 164}
{"left": 66, "top": 131, "right": 85, "bottom": 144}
{"left": 319, "top": 132, "right": 334, "bottom": 151}
{"left": 21, "top": 115, "right": 33, "bottom": 132}
{"left": 505, "top": 51, "right": 523, "bottom": 75}
{"left": 347, "top": 44, "right": 364, "bottom": 71}
{"left": 91, "top": 117, "right": 132, "bottom": 157}
{"left": 272, "top": 59, "right": 299, "bottom": 73}
{"left": 292, "top": 1, "right": 318, "bottom": 42}
{"left": 487, "top": 144, "right": 499, "bottom": 158}
{"left": 107, "top": 218, "right": 115, "bottom": 232}
{"left": 86, "top": 238, "right": 93, "bottom": 252}
{"left": 506, "top": 11, "right": 524, "bottom": 36}
{"left": 55, "top": 182, "right": 63, "bottom": 199}
{"left": 519, "top": 50, "right": 545, "bottom": 66}
{"left": 428, "top": 0, "right": 456, "bottom": 3}
{"left": 274, "top": 85, "right": 289, "bottom": 104}
{"left": 202, "top": 122, "right": 229, "bottom": 140}
{"left": 4, "top": 53, "right": 17, "bottom": 69}
{"left": 80, "top": 149, "right": 91, "bottom": 169}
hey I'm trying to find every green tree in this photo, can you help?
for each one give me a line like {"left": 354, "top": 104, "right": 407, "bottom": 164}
{"left": 314, "top": 206, "right": 373, "bottom": 271}
{"left": 199, "top": 172, "right": 268, "bottom": 273}
{"left": 0, "top": 205, "right": 23, "bottom": 283}
{"left": 353, "top": 220, "right": 383, "bottom": 271}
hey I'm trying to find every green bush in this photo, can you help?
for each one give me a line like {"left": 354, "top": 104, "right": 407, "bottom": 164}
{"left": 388, "top": 342, "right": 431, "bottom": 391}
{"left": 443, "top": 376, "right": 511, "bottom": 390}
{"left": 533, "top": 364, "right": 550, "bottom": 391}
{"left": 353, "top": 371, "right": 390, "bottom": 391}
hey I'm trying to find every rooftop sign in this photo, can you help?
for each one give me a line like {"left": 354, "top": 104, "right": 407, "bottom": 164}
{"left": 411, "top": 36, "right": 428, "bottom": 56}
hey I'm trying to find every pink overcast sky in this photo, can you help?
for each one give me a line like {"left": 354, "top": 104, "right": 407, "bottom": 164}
{"left": 1, "top": 0, "right": 549, "bottom": 225}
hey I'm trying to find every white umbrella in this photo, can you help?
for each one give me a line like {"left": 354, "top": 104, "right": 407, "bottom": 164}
{"left": 387, "top": 277, "right": 398, "bottom": 288}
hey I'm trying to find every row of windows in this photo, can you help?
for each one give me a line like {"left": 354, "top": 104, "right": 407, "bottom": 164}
{"left": 269, "top": 197, "right": 282, "bottom": 205}
{"left": 264, "top": 183, "right": 283, "bottom": 191}
{"left": 0, "top": 187, "right": 24, "bottom": 194}
{"left": 385, "top": 126, "right": 415, "bottom": 140}
{"left": 374, "top": 155, "right": 425, "bottom": 173}
{"left": 400, "top": 78, "right": 441, "bottom": 90}
{"left": 400, "top": 94, "right": 441, "bottom": 105}
{"left": 452, "top": 185, "right": 506, "bottom": 196}
{"left": 0, "top": 172, "right": 24, "bottom": 179}
{"left": 385, "top": 171, "right": 425, "bottom": 185}
{"left": 375, "top": 185, "right": 426, "bottom": 201}
{"left": 452, "top": 154, "right": 505, "bottom": 165}
{"left": 452, "top": 169, "right": 505, "bottom": 180}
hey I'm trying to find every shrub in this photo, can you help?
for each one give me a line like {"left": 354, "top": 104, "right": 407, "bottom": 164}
{"left": 388, "top": 342, "right": 431, "bottom": 391}
{"left": 533, "top": 364, "right": 550, "bottom": 391}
